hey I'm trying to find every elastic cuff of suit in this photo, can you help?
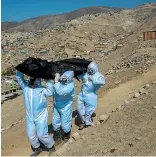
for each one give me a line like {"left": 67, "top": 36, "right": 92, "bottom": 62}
{"left": 32, "top": 144, "right": 41, "bottom": 149}
{"left": 53, "top": 127, "right": 61, "bottom": 132}
{"left": 63, "top": 129, "right": 71, "bottom": 133}
{"left": 47, "top": 142, "right": 55, "bottom": 149}
{"left": 85, "top": 121, "right": 93, "bottom": 126}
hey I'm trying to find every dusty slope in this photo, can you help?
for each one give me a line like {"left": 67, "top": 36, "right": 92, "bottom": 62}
{"left": 1, "top": 3, "right": 156, "bottom": 156}
{"left": 61, "top": 83, "right": 156, "bottom": 156}
{"left": 1, "top": 3, "right": 156, "bottom": 73}
{"left": 1, "top": 64, "right": 156, "bottom": 156}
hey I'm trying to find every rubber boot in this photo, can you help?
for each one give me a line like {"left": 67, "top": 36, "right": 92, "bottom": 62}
{"left": 85, "top": 122, "right": 95, "bottom": 129}
{"left": 53, "top": 130, "right": 62, "bottom": 145}
{"left": 30, "top": 146, "right": 42, "bottom": 156}
{"left": 48, "top": 145, "right": 56, "bottom": 156}
{"left": 63, "top": 131, "right": 71, "bottom": 143}
{"left": 31, "top": 145, "right": 35, "bottom": 152}
{"left": 79, "top": 123, "right": 85, "bottom": 130}
{"left": 85, "top": 125, "right": 91, "bottom": 128}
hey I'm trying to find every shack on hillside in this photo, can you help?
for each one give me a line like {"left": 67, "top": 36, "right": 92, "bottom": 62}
{"left": 143, "top": 31, "right": 156, "bottom": 41}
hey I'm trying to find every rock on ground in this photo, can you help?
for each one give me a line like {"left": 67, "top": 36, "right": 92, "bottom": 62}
{"left": 72, "top": 133, "right": 81, "bottom": 141}
{"left": 99, "top": 114, "right": 109, "bottom": 123}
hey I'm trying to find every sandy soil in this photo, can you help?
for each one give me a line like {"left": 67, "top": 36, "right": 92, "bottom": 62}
{"left": 61, "top": 84, "right": 156, "bottom": 156}
{"left": 1, "top": 64, "right": 156, "bottom": 156}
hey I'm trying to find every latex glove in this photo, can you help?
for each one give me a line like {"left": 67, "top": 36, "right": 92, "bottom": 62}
{"left": 45, "top": 79, "right": 53, "bottom": 85}
{"left": 55, "top": 73, "right": 60, "bottom": 83}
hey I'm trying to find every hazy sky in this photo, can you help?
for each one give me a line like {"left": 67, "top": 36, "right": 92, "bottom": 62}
{"left": 2, "top": 0, "right": 156, "bottom": 22}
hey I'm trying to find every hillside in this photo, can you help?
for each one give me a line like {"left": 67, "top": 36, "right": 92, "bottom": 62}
{"left": 1, "top": 3, "right": 156, "bottom": 74}
{"left": 1, "top": 22, "right": 19, "bottom": 31}
{"left": 1, "top": 2, "right": 156, "bottom": 156}
{"left": 2, "top": 6, "right": 123, "bottom": 32}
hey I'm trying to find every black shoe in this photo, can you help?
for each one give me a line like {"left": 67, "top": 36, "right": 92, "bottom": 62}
{"left": 85, "top": 125, "right": 91, "bottom": 128}
{"left": 53, "top": 130, "right": 62, "bottom": 145}
{"left": 30, "top": 147, "right": 42, "bottom": 156}
{"left": 48, "top": 145, "right": 56, "bottom": 156}
{"left": 31, "top": 145, "right": 35, "bottom": 152}
{"left": 63, "top": 131, "right": 71, "bottom": 142}
{"left": 92, "top": 112, "right": 96, "bottom": 117}
{"left": 53, "top": 130, "right": 61, "bottom": 141}
{"left": 79, "top": 123, "right": 85, "bottom": 130}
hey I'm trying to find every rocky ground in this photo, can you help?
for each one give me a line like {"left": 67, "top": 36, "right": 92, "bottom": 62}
{"left": 59, "top": 83, "right": 156, "bottom": 156}
{"left": 1, "top": 3, "right": 156, "bottom": 74}
{"left": 1, "top": 2, "right": 156, "bottom": 156}
{"left": 1, "top": 62, "right": 156, "bottom": 156}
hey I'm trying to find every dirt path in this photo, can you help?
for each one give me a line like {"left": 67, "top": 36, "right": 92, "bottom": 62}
{"left": 2, "top": 65, "right": 156, "bottom": 156}
{"left": 97, "top": 64, "right": 156, "bottom": 115}
{"left": 59, "top": 84, "right": 156, "bottom": 156}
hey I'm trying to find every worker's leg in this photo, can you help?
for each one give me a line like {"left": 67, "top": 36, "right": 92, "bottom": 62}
{"left": 52, "top": 107, "right": 62, "bottom": 143}
{"left": 85, "top": 95, "right": 98, "bottom": 126}
{"left": 26, "top": 115, "right": 40, "bottom": 149}
{"left": 36, "top": 109, "right": 55, "bottom": 149}
{"left": 77, "top": 95, "right": 86, "bottom": 130}
{"left": 60, "top": 104, "right": 72, "bottom": 141}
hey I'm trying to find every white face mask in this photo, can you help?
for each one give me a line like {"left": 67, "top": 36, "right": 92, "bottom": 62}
{"left": 87, "top": 68, "right": 95, "bottom": 75}
{"left": 60, "top": 78, "right": 67, "bottom": 84}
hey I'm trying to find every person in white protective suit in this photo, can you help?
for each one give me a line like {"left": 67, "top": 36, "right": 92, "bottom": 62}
{"left": 52, "top": 71, "right": 74, "bottom": 143}
{"left": 16, "top": 71, "right": 55, "bottom": 156}
{"left": 76, "top": 62, "right": 105, "bottom": 130}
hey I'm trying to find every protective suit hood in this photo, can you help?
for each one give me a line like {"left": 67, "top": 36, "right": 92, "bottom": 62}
{"left": 87, "top": 62, "right": 98, "bottom": 75}
{"left": 34, "top": 78, "right": 42, "bottom": 87}
{"left": 60, "top": 71, "right": 74, "bottom": 83}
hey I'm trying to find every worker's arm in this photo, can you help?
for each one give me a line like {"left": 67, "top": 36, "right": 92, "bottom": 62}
{"left": 77, "top": 73, "right": 85, "bottom": 81}
{"left": 92, "top": 75, "right": 105, "bottom": 86}
{"left": 16, "top": 71, "right": 27, "bottom": 90}
{"left": 43, "top": 81, "right": 54, "bottom": 97}
{"left": 54, "top": 82, "right": 74, "bottom": 96}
